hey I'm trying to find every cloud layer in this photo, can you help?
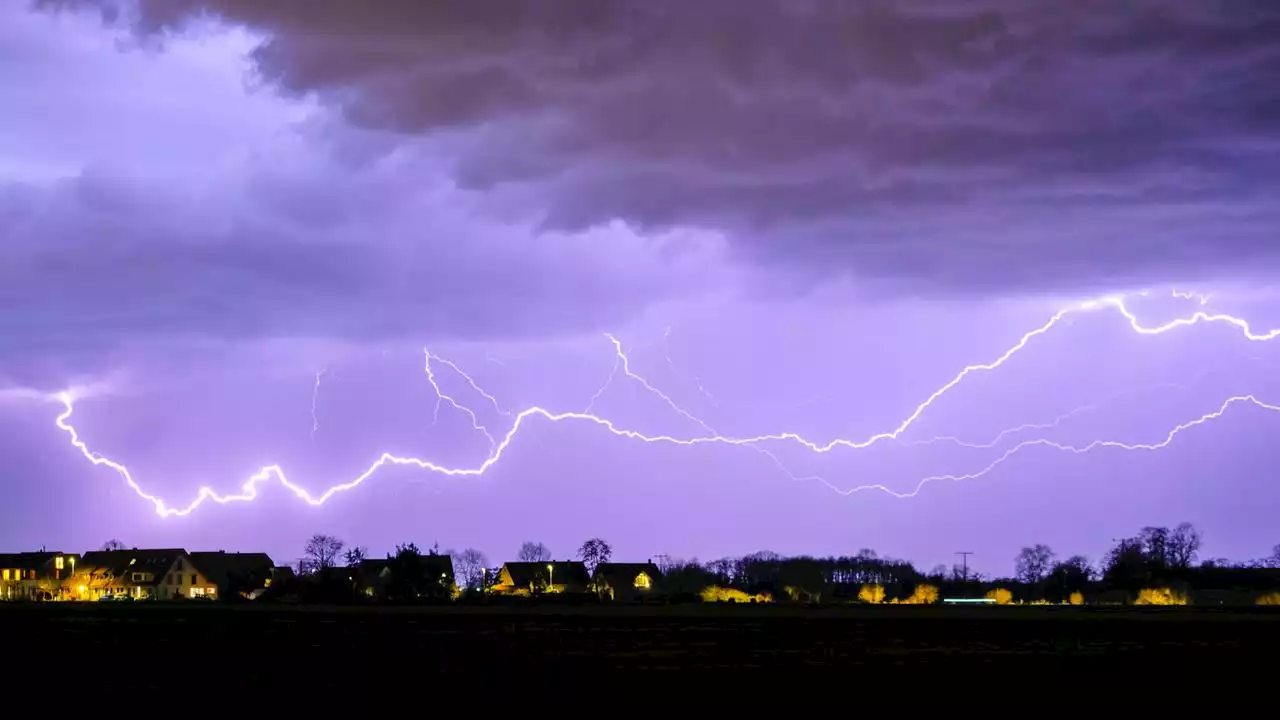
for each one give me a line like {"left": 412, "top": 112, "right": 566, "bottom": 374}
{"left": 46, "top": 0, "right": 1280, "bottom": 294}
{"left": 4, "top": 2, "right": 730, "bottom": 376}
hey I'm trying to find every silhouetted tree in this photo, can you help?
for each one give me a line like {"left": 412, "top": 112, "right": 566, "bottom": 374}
{"left": 1044, "top": 555, "right": 1092, "bottom": 602}
{"left": 1139, "top": 526, "right": 1171, "bottom": 569}
{"left": 578, "top": 538, "right": 612, "bottom": 573}
{"left": 452, "top": 548, "right": 488, "bottom": 590}
{"left": 517, "top": 541, "right": 551, "bottom": 562}
{"left": 385, "top": 543, "right": 449, "bottom": 600}
{"left": 1167, "top": 522, "right": 1202, "bottom": 569}
{"left": 301, "top": 534, "right": 344, "bottom": 574}
{"left": 661, "top": 560, "right": 717, "bottom": 597}
{"left": 1270, "top": 544, "right": 1280, "bottom": 569}
{"left": 101, "top": 539, "right": 126, "bottom": 551}
{"left": 1015, "top": 544, "right": 1056, "bottom": 584}
{"left": 344, "top": 546, "right": 368, "bottom": 567}
{"left": 1104, "top": 535, "right": 1159, "bottom": 590}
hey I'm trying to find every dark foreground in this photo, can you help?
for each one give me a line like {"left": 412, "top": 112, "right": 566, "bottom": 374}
{"left": 6, "top": 603, "right": 1277, "bottom": 683}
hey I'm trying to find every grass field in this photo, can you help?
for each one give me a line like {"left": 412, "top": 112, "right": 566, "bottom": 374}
{"left": 8, "top": 603, "right": 1277, "bottom": 683}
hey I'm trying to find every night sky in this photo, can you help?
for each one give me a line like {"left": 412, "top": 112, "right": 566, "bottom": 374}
{"left": 3, "top": 1, "right": 1279, "bottom": 574}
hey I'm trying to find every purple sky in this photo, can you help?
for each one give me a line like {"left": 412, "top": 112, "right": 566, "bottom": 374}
{"left": 3, "top": 1, "right": 1280, "bottom": 575}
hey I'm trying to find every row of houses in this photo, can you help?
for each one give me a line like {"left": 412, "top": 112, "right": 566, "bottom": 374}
{"left": 0, "top": 549, "right": 278, "bottom": 601}
{"left": 316, "top": 558, "right": 664, "bottom": 601}
{"left": 1, "top": 549, "right": 665, "bottom": 602}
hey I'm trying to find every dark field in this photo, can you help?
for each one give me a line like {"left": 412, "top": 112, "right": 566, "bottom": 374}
{"left": 7, "top": 603, "right": 1277, "bottom": 683}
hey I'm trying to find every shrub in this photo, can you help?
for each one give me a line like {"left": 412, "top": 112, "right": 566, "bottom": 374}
{"left": 1068, "top": 591, "right": 1085, "bottom": 606}
{"left": 1134, "top": 587, "right": 1188, "bottom": 606}
{"left": 985, "top": 588, "right": 1014, "bottom": 605}
{"left": 858, "top": 584, "right": 886, "bottom": 604}
{"left": 699, "top": 586, "right": 772, "bottom": 603}
{"left": 900, "top": 584, "right": 939, "bottom": 605}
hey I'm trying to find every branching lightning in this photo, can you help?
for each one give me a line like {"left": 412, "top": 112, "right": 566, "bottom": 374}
{"left": 47, "top": 290, "right": 1280, "bottom": 516}
{"left": 309, "top": 369, "right": 326, "bottom": 440}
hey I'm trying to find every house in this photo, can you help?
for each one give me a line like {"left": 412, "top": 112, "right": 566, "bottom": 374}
{"left": 77, "top": 548, "right": 214, "bottom": 600}
{"left": 188, "top": 551, "right": 276, "bottom": 600}
{"left": 372, "top": 553, "right": 456, "bottom": 599}
{"left": 0, "top": 552, "right": 80, "bottom": 601}
{"left": 492, "top": 561, "right": 590, "bottom": 595}
{"left": 593, "top": 562, "right": 663, "bottom": 602}
{"left": 355, "top": 558, "right": 392, "bottom": 598}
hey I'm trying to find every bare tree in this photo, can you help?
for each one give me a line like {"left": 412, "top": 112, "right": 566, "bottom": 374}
{"left": 517, "top": 541, "right": 551, "bottom": 563}
{"left": 344, "top": 546, "right": 368, "bottom": 567}
{"left": 101, "top": 539, "right": 126, "bottom": 551}
{"left": 301, "top": 534, "right": 344, "bottom": 574}
{"left": 452, "top": 548, "right": 489, "bottom": 590}
{"left": 1139, "top": 526, "right": 1170, "bottom": 568}
{"left": 578, "top": 537, "right": 612, "bottom": 573}
{"left": 1015, "top": 544, "right": 1056, "bottom": 584}
{"left": 1167, "top": 522, "right": 1201, "bottom": 569}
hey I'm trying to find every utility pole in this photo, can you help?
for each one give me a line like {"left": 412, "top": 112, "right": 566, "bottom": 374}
{"left": 956, "top": 551, "right": 974, "bottom": 584}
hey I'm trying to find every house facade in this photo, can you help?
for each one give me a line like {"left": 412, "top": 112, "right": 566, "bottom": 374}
{"left": 189, "top": 551, "right": 276, "bottom": 599}
{"left": 593, "top": 563, "right": 663, "bottom": 602}
{"left": 0, "top": 552, "right": 80, "bottom": 600}
{"left": 77, "top": 549, "right": 217, "bottom": 600}
{"left": 492, "top": 561, "right": 590, "bottom": 595}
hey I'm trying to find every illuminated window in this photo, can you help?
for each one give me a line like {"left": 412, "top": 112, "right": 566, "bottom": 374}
{"left": 1, "top": 570, "right": 8, "bottom": 581}
{"left": 634, "top": 572, "right": 652, "bottom": 590}
{"left": 55, "top": 557, "right": 64, "bottom": 570}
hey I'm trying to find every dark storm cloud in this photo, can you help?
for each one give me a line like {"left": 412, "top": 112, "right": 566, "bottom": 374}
{"left": 46, "top": 0, "right": 1280, "bottom": 293}
{"left": 0, "top": 161, "right": 716, "bottom": 373}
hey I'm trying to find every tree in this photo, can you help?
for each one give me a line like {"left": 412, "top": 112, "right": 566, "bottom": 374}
{"left": 578, "top": 537, "right": 612, "bottom": 573}
{"left": 517, "top": 541, "right": 551, "bottom": 563}
{"left": 1138, "top": 526, "right": 1171, "bottom": 569}
{"left": 452, "top": 548, "right": 488, "bottom": 590}
{"left": 344, "top": 546, "right": 368, "bottom": 567}
{"left": 301, "top": 534, "right": 344, "bottom": 574}
{"left": 391, "top": 542, "right": 452, "bottom": 600}
{"left": 1015, "top": 544, "right": 1056, "bottom": 584}
{"left": 1270, "top": 544, "right": 1280, "bottom": 569}
{"left": 1103, "top": 536, "right": 1149, "bottom": 588}
{"left": 1044, "top": 555, "right": 1092, "bottom": 601}
{"left": 1167, "top": 522, "right": 1201, "bottom": 569}
{"left": 101, "top": 539, "right": 126, "bottom": 551}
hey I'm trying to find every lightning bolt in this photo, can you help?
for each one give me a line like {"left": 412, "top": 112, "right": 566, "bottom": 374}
{"left": 1172, "top": 288, "right": 1212, "bottom": 305}
{"left": 309, "top": 369, "right": 325, "bottom": 440}
{"left": 48, "top": 290, "right": 1280, "bottom": 516}
{"left": 907, "top": 362, "right": 1250, "bottom": 451}
{"left": 662, "top": 326, "right": 719, "bottom": 408}
{"left": 868, "top": 394, "right": 1280, "bottom": 499}
{"left": 422, "top": 348, "right": 499, "bottom": 451}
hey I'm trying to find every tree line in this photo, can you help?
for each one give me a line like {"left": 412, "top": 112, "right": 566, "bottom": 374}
{"left": 268, "top": 522, "right": 1280, "bottom": 605}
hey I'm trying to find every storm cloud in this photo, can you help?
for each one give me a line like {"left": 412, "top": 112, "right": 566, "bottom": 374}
{"left": 44, "top": 0, "right": 1280, "bottom": 293}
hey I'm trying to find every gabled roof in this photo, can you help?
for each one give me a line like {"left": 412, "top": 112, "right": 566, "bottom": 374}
{"left": 188, "top": 551, "right": 275, "bottom": 587}
{"left": 593, "top": 562, "right": 663, "bottom": 586}
{"left": 79, "top": 548, "right": 186, "bottom": 587}
{"left": 0, "top": 552, "right": 67, "bottom": 569}
{"left": 501, "top": 561, "right": 590, "bottom": 588}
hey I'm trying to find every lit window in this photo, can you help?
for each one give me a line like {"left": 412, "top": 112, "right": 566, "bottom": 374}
{"left": 1, "top": 570, "right": 8, "bottom": 581}
{"left": 634, "top": 572, "right": 651, "bottom": 589}
{"left": 55, "top": 557, "right": 64, "bottom": 570}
